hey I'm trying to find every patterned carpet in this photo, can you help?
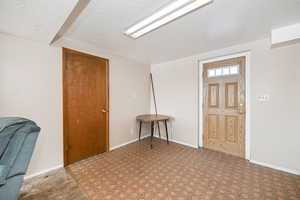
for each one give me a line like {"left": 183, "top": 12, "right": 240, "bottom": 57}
{"left": 20, "top": 169, "right": 87, "bottom": 200}
{"left": 22, "top": 138, "right": 300, "bottom": 200}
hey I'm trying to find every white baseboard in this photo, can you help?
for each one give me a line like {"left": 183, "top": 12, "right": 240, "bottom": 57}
{"left": 24, "top": 164, "right": 64, "bottom": 180}
{"left": 153, "top": 135, "right": 198, "bottom": 149}
{"left": 25, "top": 136, "right": 151, "bottom": 180}
{"left": 250, "top": 160, "right": 299, "bottom": 175}
{"left": 170, "top": 138, "right": 198, "bottom": 149}
{"left": 109, "top": 135, "right": 150, "bottom": 151}
{"left": 110, "top": 135, "right": 198, "bottom": 151}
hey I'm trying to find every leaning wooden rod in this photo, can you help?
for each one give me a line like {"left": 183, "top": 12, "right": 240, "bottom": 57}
{"left": 150, "top": 73, "right": 161, "bottom": 138}
{"left": 150, "top": 73, "right": 158, "bottom": 116}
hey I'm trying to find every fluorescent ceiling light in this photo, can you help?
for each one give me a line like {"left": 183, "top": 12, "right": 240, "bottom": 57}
{"left": 125, "top": 0, "right": 212, "bottom": 38}
{"left": 125, "top": 0, "right": 192, "bottom": 35}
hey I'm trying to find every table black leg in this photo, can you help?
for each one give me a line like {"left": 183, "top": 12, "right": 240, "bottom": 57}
{"left": 138, "top": 121, "right": 142, "bottom": 141}
{"left": 157, "top": 121, "right": 161, "bottom": 139}
{"left": 164, "top": 120, "right": 169, "bottom": 144}
{"left": 150, "top": 121, "right": 154, "bottom": 148}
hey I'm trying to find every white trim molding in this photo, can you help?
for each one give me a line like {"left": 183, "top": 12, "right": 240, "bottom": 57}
{"left": 25, "top": 136, "right": 151, "bottom": 180}
{"left": 109, "top": 135, "right": 150, "bottom": 151}
{"left": 250, "top": 160, "right": 300, "bottom": 175}
{"left": 154, "top": 135, "right": 198, "bottom": 149}
{"left": 111, "top": 135, "right": 198, "bottom": 151}
{"left": 170, "top": 138, "right": 198, "bottom": 149}
{"left": 24, "top": 164, "right": 64, "bottom": 180}
{"left": 198, "top": 51, "right": 251, "bottom": 160}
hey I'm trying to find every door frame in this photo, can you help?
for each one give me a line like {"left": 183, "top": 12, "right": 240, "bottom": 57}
{"left": 198, "top": 51, "right": 251, "bottom": 160}
{"left": 62, "top": 47, "right": 110, "bottom": 166}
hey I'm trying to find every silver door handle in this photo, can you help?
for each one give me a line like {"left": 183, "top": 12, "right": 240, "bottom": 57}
{"left": 101, "top": 109, "right": 108, "bottom": 113}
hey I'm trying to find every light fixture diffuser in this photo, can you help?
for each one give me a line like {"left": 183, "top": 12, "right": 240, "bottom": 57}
{"left": 125, "top": 0, "right": 213, "bottom": 38}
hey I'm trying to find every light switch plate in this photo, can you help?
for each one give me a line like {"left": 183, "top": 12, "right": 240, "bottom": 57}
{"left": 258, "top": 94, "right": 270, "bottom": 102}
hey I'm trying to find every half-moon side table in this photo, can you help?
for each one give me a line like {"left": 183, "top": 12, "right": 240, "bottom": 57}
{"left": 136, "top": 114, "right": 170, "bottom": 148}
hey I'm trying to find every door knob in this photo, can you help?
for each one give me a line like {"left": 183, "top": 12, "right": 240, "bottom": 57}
{"left": 101, "top": 109, "right": 108, "bottom": 113}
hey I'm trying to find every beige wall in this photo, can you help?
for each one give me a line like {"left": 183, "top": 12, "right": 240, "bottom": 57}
{"left": 1, "top": 32, "right": 299, "bottom": 176}
{"left": 0, "top": 34, "right": 64, "bottom": 176}
{"left": 0, "top": 34, "right": 150, "bottom": 176}
{"left": 151, "top": 39, "right": 300, "bottom": 174}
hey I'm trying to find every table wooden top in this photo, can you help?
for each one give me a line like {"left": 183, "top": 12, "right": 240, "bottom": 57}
{"left": 136, "top": 114, "right": 170, "bottom": 122}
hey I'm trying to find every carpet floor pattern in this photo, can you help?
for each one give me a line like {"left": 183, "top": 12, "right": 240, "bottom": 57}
{"left": 21, "top": 138, "right": 300, "bottom": 200}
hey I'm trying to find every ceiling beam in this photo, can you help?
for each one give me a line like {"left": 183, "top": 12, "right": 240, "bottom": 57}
{"left": 49, "top": 0, "right": 91, "bottom": 45}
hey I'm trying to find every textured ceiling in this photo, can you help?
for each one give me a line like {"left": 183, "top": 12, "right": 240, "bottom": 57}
{"left": 63, "top": 0, "right": 300, "bottom": 64}
{"left": 0, "top": 0, "right": 78, "bottom": 43}
{"left": 1, "top": 0, "right": 300, "bottom": 64}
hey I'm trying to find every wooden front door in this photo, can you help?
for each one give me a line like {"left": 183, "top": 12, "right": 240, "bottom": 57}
{"left": 203, "top": 56, "right": 245, "bottom": 158}
{"left": 63, "top": 48, "right": 109, "bottom": 165}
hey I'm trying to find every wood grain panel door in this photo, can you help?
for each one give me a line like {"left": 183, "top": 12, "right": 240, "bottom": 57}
{"left": 63, "top": 48, "right": 109, "bottom": 165}
{"left": 203, "top": 56, "right": 245, "bottom": 158}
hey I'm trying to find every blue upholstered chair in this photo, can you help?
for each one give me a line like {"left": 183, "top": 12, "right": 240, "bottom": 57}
{"left": 0, "top": 117, "right": 40, "bottom": 200}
